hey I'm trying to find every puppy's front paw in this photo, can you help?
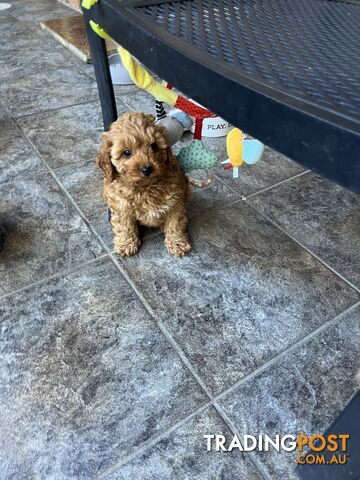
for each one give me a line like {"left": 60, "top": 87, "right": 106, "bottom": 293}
{"left": 114, "top": 235, "right": 141, "bottom": 256}
{"left": 165, "top": 237, "right": 191, "bottom": 257}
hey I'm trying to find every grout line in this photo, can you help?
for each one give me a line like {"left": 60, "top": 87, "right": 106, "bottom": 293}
{"left": 154, "top": 315, "right": 214, "bottom": 396}
{"left": 119, "top": 97, "right": 152, "bottom": 113}
{"left": 245, "top": 170, "right": 311, "bottom": 199}
{"left": 247, "top": 202, "right": 360, "bottom": 294}
{"left": 93, "top": 401, "right": 212, "bottom": 479}
{"left": 213, "top": 300, "right": 360, "bottom": 403}
{"left": 108, "top": 253, "right": 214, "bottom": 399}
{"left": 51, "top": 156, "right": 99, "bottom": 174}
{"left": 14, "top": 98, "right": 100, "bottom": 120}
{"left": 14, "top": 120, "right": 112, "bottom": 255}
{"left": 217, "top": 197, "right": 243, "bottom": 208}
{"left": 213, "top": 173, "right": 245, "bottom": 198}
{"left": 194, "top": 171, "right": 244, "bottom": 203}
{"left": 0, "top": 254, "right": 109, "bottom": 302}
{"left": 142, "top": 229, "right": 162, "bottom": 240}
{"left": 214, "top": 169, "right": 311, "bottom": 202}
{"left": 212, "top": 402, "right": 271, "bottom": 480}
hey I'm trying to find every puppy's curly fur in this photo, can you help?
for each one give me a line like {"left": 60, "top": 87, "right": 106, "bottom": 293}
{"left": 97, "top": 112, "right": 191, "bottom": 256}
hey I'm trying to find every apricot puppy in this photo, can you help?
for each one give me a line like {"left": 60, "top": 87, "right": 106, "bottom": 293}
{"left": 97, "top": 112, "right": 191, "bottom": 256}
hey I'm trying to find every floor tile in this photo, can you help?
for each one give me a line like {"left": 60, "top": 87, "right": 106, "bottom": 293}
{"left": 218, "top": 306, "right": 360, "bottom": 480}
{"left": 0, "top": 168, "right": 104, "bottom": 296}
{"left": 0, "top": 61, "right": 99, "bottom": 117}
{"left": 214, "top": 143, "right": 307, "bottom": 197}
{"left": 55, "top": 159, "right": 113, "bottom": 248}
{"left": 0, "top": 46, "right": 71, "bottom": 84}
{"left": 57, "top": 46, "right": 98, "bottom": 77}
{"left": 60, "top": 48, "right": 141, "bottom": 96}
{"left": 0, "top": 19, "right": 59, "bottom": 52}
{"left": 65, "top": 53, "right": 101, "bottom": 79}
{"left": 0, "top": 102, "right": 11, "bottom": 123}
{"left": 18, "top": 101, "right": 127, "bottom": 169}
{"left": 187, "top": 180, "right": 239, "bottom": 217}
{"left": 113, "top": 84, "right": 144, "bottom": 98}
{"left": 0, "top": 120, "right": 42, "bottom": 183}
{"left": 9, "top": 0, "right": 76, "bottom": 22}
{"left": 119, "top": 202, "right": 359, "bottom": 395}
{"left": 0, "top": 10, "right": 17, "bottom": 32}
{"left": 118, "top": 90, "right": 157, "bottom": 114}
{"left": 248, "top": 173, "right": 360, "bottom": 289}
{"left": 106, "top": 406, "right": 263, "bottom": 480}
{"left": 55, "top": 159, "right": 238, "bottom": 250}
{"left": 0, "top": 258, "right": 207, "bottom": 479}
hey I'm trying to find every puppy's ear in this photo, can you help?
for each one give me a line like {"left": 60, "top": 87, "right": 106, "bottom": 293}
{"left": 165, "top": 147, "right": 178, "bottom": 167}
{"left": 97, "top": 132, "right": 116, "bottom": 182}
{"left": 143, "top": 113, "right": 156, "bottom": 127}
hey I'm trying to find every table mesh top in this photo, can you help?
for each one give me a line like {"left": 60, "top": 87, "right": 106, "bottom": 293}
{"left": 136, "top": 0, "right": 360, "bottom": 122}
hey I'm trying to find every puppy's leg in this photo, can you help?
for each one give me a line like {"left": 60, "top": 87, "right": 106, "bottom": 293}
{"left": 111, "top": 210, "right": 141, "bottom": 256}
{"left": 163, "top": 208, "right": 191, "bottom": 257}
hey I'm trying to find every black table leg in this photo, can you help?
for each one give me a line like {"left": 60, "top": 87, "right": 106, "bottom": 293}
{"left": 82, "top": 8, "right": 117, "bottom": 131}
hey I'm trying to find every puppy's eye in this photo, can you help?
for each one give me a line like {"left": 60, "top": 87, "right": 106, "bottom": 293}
{"left": 122, "top": 150, "right": 132, "bottom": 158}
{"left": 151, "top": 143, "right": 158, "bottom": 152}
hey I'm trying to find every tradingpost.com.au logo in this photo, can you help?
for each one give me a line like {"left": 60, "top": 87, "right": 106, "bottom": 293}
{"left": 204, "top": 433, "right": 350, "bottom": 465}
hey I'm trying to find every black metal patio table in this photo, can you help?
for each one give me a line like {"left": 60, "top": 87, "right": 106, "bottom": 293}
{"left": 82, "top": 0, "right": 360, "bottom": 193}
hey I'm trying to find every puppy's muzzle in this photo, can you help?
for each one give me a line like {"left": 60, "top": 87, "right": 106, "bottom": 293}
{"left": 141, "top": 165, "right": 153, "bottom": 176}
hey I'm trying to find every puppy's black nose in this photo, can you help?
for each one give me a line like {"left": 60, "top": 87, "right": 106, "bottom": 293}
{"left": 141, "top": 165, "right": 153, "bottom": 176}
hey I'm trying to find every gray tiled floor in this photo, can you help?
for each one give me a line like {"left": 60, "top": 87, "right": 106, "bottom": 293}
{"left": 1, "top": 64, "right": 99, "bottom": 117}
{"left": 218, "top": 305, "right": 360, "bottom": 480}
{"left": 0, "top": 259, "right": 206, "bottom": 479}
{"left": 18, "top": 101, "right": 107, "bottom": 168}
{"left": 9, "top": 0, "right": 76, "bottom": 21}
{"left": 105, "top": 407, "right": 263, "bottom": 480}
{"left": 0, "top": 119, "right": 42, "bottom": 183}
{"left": 248, "top": 173, "right": 360, "bottom": 289}
{"left": 118, "top": 203, "right": 358, "bottom": 395}
{"left": 0, "top": 166, "right": 104, "bottom": 296}
{"left": 0, "top": 1, "right": 359, "bottom": 479}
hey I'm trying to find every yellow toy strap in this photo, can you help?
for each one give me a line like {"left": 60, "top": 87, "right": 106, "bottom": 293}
{"left": 85, "top": 24, "right": 177, "bottom": 106}
{"left": 82, "top": 0, "right": 98, "bottom": 10}
{"left": 117, "top": 47, "right": 154, "bottom": 91}
{"left": 117, "top": 46, "right": 178, "bottom": 106}
{"left": 89, "top": 21, "right": 111, "bottom": 40}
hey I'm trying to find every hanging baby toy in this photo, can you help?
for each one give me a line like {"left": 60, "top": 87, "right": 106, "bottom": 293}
{"left": 116, "top": 45, "right": 265, "bottom": 185}
{"left": 82, "top": 15, "right": 265, "bottom": 186}
{"left": 153, "top": 97, "right": 219, "bottom": 187}
{"left": 223, "top": 128, "right": 265, "bottom": 178}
